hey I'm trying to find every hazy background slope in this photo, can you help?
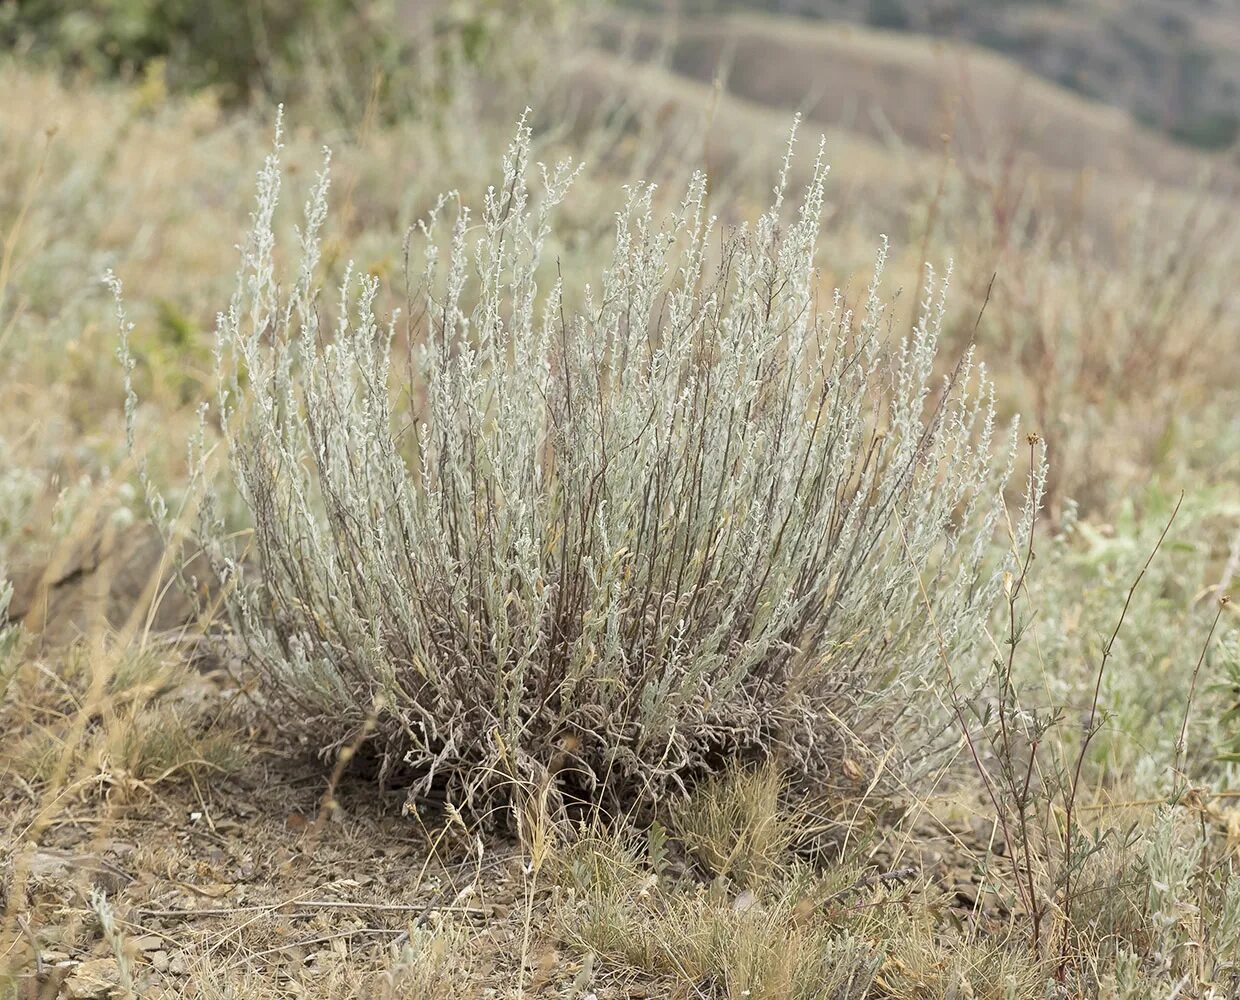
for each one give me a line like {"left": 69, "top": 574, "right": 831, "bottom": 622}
{"left": 614, "top": 0, "right": 1240, "bottom": 152}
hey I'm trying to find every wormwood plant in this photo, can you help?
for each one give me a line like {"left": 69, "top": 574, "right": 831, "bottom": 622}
{"left": 172, "top": 114, "right": 1023, "bottom": 810}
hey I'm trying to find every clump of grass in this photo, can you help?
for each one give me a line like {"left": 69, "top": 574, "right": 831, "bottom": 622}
{"left": 150, "top": 111, "right": 1025, "bottom": 815}
{"left": 0, "top": 638, "right": 243, "bottom": 794}
{"left": 167, "top": 923, "right": 479, "bottom": 999}
{"left": 670, "top": 763, "right": 794, "bottom": 886}
{"left": 106, "top": 702, "right": 245, "bottom": 786}
{"left": 548, "top": 804, "right": 1057, "bottom": 999}
{"left": 553, "top": 826, "right": 879, "bottom": 999}
{"left": 375, "top": 925, "right": 477, "bottom": 1000}
{"left": 875, "top": 927, "right": 1047, "bottom": 999}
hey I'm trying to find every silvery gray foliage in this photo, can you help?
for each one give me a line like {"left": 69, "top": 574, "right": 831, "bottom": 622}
{"left": 196, "top": 110, "right": 1023, "bottom": 807}
{"left": 0, "top": 577, "right": 14, "bottom": 648}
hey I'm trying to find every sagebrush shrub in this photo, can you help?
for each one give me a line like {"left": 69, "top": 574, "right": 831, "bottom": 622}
{"left": 180, "top": 114, "right": 1020, "bottom": 810}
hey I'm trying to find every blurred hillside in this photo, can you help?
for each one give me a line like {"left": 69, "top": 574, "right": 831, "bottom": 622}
{"left": 581, "top": 5, "right": 1239, "bottom": 269}
{"left": 570, "top": 3, "right": 1240, "bottom": 509}
{"left": 3, "top": 0, "right": 1233, "bottom": 512}
{"left": 617, "top": 0, "right": 1240, "bottom": 151}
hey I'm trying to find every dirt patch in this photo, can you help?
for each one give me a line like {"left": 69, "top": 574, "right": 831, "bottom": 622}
{"left": 6, "top": 523, "right": 202, "bottom": 650}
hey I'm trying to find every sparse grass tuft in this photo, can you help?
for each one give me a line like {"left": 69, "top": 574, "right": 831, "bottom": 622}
{"left": 554, "top": 830, "right": 880, "bottom": 998}
{"left": 0, "top": 638, "right": 243, "bottom": 795}
{"left": 874, "top": 926, "right": 1047, "bottom": 999}
{"left": 374, "top": 925, "right": 477, "bottom": 1000}
{"left": 670, "top": 763, "right": 793, "bottom": 886}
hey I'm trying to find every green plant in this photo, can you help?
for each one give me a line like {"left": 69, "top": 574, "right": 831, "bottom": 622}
{"left": 0, "top": 640, "right": 243, "bottom": 791}
{"left": 374, "top": 926, "right": 476, "bottom": 1000}
{"left": 929, "top": 474, "right": 1240, "bottom": 990}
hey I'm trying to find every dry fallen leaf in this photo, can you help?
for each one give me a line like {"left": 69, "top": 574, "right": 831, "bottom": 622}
{"left": 527, "top": 947, "right": 560, "bottom": 992}
{"left": 286, "top": 813, "right": 310, "bottom": 831}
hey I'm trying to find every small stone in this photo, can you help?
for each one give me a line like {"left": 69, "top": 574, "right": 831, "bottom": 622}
{"left": 63, "top": 957, "right": 121, "bottom": 999}
{"left": 104, "top": 841, "right": 137, "bottom": 861}
{"left": 732, "top": 889, "right": 758, "bottom": 914}
{"left": 150, "top": 950, "right": 170, "bottom": 973}
{"left": 168, "top": 953, "right": 189, "bottom": 976}
{"left": 129, "top": 934, "right": 163, "bottom": 953}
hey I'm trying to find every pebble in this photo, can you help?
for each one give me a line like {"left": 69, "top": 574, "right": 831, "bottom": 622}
{"left": 62, "top": 957, "right": 121, "bottom": 999}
